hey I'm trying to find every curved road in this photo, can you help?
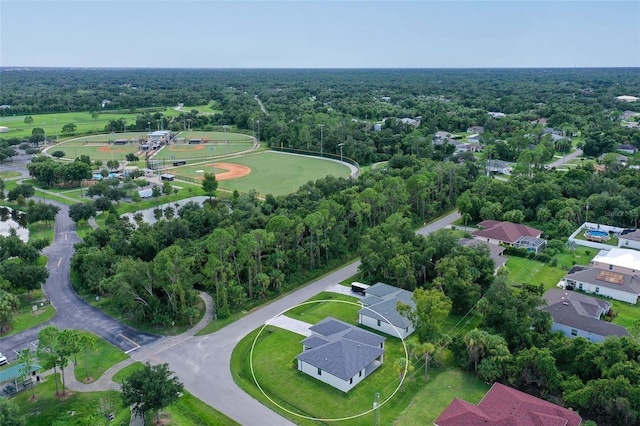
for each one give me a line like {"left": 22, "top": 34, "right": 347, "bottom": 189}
{"left": 131, "top": 211, "right": 461, "bottom": 425}
{"left": 1, "top": 163, "right": 161, "bottom": 361}
{"left": 2, "top": 154, "right": 460, "bottom": 424}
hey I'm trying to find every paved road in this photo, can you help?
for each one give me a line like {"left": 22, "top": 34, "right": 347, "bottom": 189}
{"left": 1, "top": 199, "right": 161, "bottom": 361}
{"left": 134, "top": 211, "right": 461, "bottom": 425}
{"left": 549, "top": 148, "right": 583, "bottom": 168}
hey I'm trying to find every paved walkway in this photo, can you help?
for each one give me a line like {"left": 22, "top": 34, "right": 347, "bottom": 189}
{"left": 267, "top": 316, "right": 312, "bottom": 337}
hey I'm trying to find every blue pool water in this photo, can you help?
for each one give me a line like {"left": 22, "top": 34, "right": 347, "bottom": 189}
{"left": 93, "top": 173, "right": 118, "bottom": 180}
{"left": 586, "top": 230, "right": 608, "bottom": 237}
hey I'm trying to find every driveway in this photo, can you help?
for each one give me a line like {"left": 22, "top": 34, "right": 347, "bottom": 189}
{"left": 133, "top": 211, "right": 461, "bottom": 425}
{"left": 549, "top": 148, "right": 583, "bottom": 168}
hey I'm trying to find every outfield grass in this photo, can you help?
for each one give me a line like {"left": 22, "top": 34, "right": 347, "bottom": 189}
{"left": 171, "top": 151, "right": 350, "bottom": 196}
{"left": 152, "top": 142, "right": 254, "bottom": 160}
{"left": 73, "top": 331, "right": 129, "bottom": 383}
{"left": 177, "top": 131, "right": 253, "bottom": 142}
{"left": 284, "top": 292, "right": 360, "bottom": 325}
{"left": 53, "top": 141, "right": 140, "bottom": 161}
{"left": 13, "top": 376, "right": 131, "bottom": 426}
{"left": 394, "top": 368, "right": 490, "bottom": 425}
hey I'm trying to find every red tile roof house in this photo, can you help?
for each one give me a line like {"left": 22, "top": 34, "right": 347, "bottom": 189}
{"left": 434, "top": 382, "right": 582, "bottom": 426}
{"left": 472, "top": 220, "right": 546, "bottom": 254}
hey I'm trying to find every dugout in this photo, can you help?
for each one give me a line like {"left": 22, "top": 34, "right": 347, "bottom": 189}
{"left": 189, "top": 138, "right": 202, "bottom": 144}
{"left": 160, "top": 174, "right": 175, "bottom": 182}
{"left": 114, "top": 139, "right": 128, "bottom": 145}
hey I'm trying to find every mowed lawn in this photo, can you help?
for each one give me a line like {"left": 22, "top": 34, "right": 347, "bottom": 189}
{"left": 178, "top": 131, "right": 253, "bottom": 142}
{"left": 285, "top": 292, "right": 361, "bottom": 325}
{"left": 237, "top": 326, "right": 417, "bottom": 425}
{"left": 505, "top": 246, "right": 596, "bottom": 289}
{"left": 153, "top": 142, "right": 253, "bottom": 160}
{"left": 186, "top": 151, "right": 350, "bottom": 196}
{"left": 394, "top": 368, "right": 490, "bottom": 425}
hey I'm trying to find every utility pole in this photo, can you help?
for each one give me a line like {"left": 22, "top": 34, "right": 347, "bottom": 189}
{"left": 338, "top": 143, "right": 344, "bottom": 163}
{"left": 319, "top": 124, "right": 325, "bottom": 156}
{"left": 256, "top": 120, "right": 260, "bottom": 143}
{"left": 223, "top": 124, "right": 228, "bottom": 154}
{"left": 373, "top": 392, "right": 380, "bottom": 426}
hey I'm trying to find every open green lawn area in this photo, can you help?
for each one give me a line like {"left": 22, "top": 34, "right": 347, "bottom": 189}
{"left": 152, "top": 141, "right": 253, "bottom": 161}
{"left": 285, "top": 292, "right": 360, "bottom": 325}
{"left": 233, "top": 326, "right": 422, "bottom": 425}
{"left": 0, "top": 112, "right": 142, "bottom": 140}
{"left": 171, "top": 151, "right": 351, "bottom": 196}
{"left": 505, "top": 246, "right": 596, "bottom": 290}
{"left": 111, "top": 361, "right": 144, "bottom": 384}
{"left": 73, "top": 331, "right": 129, "bottom": 383}
{"left": 1, "top": 289, "right": 55, "bottom": 338}
{"left": 394, "top": 368, "right": 490, "bottom": 425}
{"left": 13, "top": 376, "right": 131, "bottom": 425}
{"left": 28, "top": 222, "right": 55, "bottom": 244}
{"left": 53, "top": 141, "right": 140, "bottom": 161}
{"left": 0, "top": 170, "right": 21, "bottom": 179}
{"left": 155, "top": 389, "right": 240, "bottom": 426}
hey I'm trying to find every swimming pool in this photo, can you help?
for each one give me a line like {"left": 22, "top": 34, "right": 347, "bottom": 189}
{"left": 586, "top": 230, "right": 608, "bottom": 238}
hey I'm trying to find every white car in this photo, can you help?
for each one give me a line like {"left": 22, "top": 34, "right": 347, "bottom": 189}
{"left": 0, "top": 353, "right": 8, "bottom": 366}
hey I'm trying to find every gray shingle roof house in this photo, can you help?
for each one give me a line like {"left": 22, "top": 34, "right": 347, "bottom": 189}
{"left": 296, "top": 317, "right": 385, "bottom": 392}
{"left": 542, "top": 289, "right": 628, "bottom": 342}
{"left": 358, "top": 282, "right": 415, "bottom": 338}
{"left": 563, "top": 265, "right": 640, "bottom": 305}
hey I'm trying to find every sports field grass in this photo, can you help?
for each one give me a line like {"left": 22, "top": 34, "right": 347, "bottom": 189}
{"left": 170, "top": 151, "right": 351, "bottom": 196}
{"left": 153, "top": 142, "right": 253, "bottom": 160}
{"left": 52, "top": 142, "right": 140, "bottom": 161}
{"left": 178, "top": 131, "right": 254, "bottom": 142}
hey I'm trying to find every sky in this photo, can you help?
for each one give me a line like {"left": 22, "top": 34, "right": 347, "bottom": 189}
{"left": 1, "top": 1, "right": 639, "bottom": 68}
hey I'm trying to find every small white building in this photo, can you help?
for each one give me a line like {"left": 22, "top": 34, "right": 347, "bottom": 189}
{"left": 358, "top": 283, "right": 415, "bottom": 339}
{"left": 619, "top": 230, "right": 640, "bottom": 251}
{"left": 0, "top": 126, "right": 9, "bottom": 133}
{"left": 296, "top": 317, "right": 385, "bottom": 393}
{"left": 616, "top": 95, "right": 639, "bottom": 103}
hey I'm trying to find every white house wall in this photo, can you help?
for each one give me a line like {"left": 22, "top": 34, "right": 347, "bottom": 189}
{"left": 551, "top": 323, "right": 607, "bottom": 343}
{"left": 359, "top": 314, "right": 413, "bottom": 339}
{"left": 473, "top": 236, "right": 504, "bottom": 246}
{"left": 570, "top": 280, "right": 638, "bottom": 305}
{"left": 619, "top": 238, "right": 640, "bottom": 251}
{"left": 297, "top": 360, "right": 365, "bottom": 393}
{"left": 591, "top": 261, "right": 638, "bottom": 276}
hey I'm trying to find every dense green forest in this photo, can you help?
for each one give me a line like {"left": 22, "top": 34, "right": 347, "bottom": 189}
{"left": 2, "top": 68, "right": 640, "bottom": 163}
{"left": 2, "top": 68, "right": 640, "bottom": 423}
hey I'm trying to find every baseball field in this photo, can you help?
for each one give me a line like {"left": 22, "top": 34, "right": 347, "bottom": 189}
{"left": 169, "top": 151, "right": 352, "bottom": 196}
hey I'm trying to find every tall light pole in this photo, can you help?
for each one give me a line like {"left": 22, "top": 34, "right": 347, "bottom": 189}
{"left": 53, "top": 119, "right": 58, "bottom": 143}
{"left": 319, "top": 124, "right": 325, "bottom": 156}
{"left": 147, "top": 121, "right": 151, "bottom": 133}
{"left": 187, "top": 119, "right": 191, "bottom": 132}
{"left": 256, "top": 120, "right": 260, "bottom": 143}
{"left": 223, "top": 124, "right": 228, "bottom": 154}
{"left": 338, "top": 143, "right": 344, "bottom": 163}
